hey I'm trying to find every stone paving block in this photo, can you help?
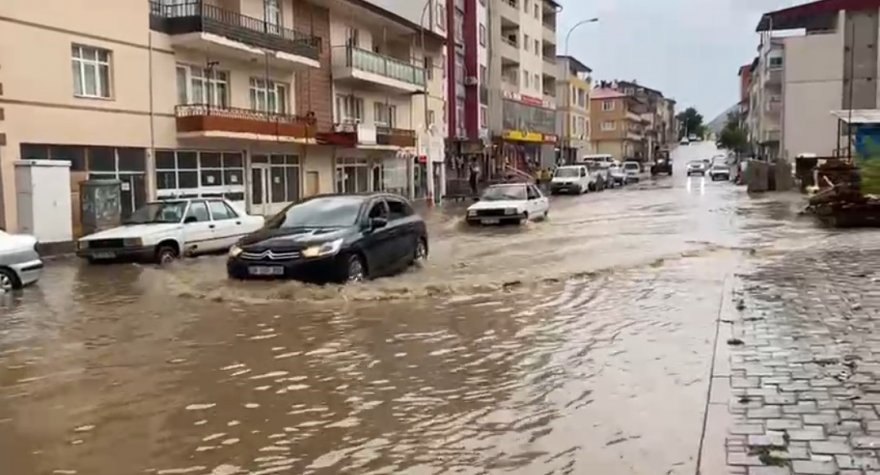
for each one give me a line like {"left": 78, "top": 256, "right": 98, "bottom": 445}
{"left": 809, "top": 441, "right": 852, "bottom": 455}
{"left": 787, "top": 426, "right": 825, "bottom": 441}
{"left": 837, "top": 454, "right": 880, "bottom": 470}
{"left": 727, "top": 452, "right": 763, "bottom": 466}
{"left": 731, "top": 424, "right": 766, "bottom": 435}
{"left": 766, "top": 419, "right": 804, "bottom": 430}
{"left": 783, "top": 402, "right": 819, "bottom": 414}
{"left": 733, "top": 377, "right": 762, "bottom": 389}
{"left": 765, "top": 394, "right": 798, "bottom": 405}
{"left": 749, "top": 406, "right": 784, "bottom": 419}
{"left": 748, "top": 434, "right": 787, "bottom": 447}
{"left": 853, "top": 436, "right": 880, "bottom": 449}
{"left": 802, "top": 413, "right": 839, "bottom": 426}
{"left": 791, "top": 459, "right": 838, "bottom": 474}
{"left": 751, "top": 467, "right": 793, "bottom": 475}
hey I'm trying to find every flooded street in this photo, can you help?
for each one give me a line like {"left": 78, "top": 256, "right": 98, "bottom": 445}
{"left": 0, "top": 143, "right": 829, "bottom": 475}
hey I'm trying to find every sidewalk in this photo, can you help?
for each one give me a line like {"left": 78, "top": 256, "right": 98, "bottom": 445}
{"left": 702, "top": 232, "right": 880, "bottom": 474}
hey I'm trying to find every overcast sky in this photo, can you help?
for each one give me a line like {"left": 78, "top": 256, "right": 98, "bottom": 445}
{"left": 557, "top": 0, "right": 804, "bottom": 120}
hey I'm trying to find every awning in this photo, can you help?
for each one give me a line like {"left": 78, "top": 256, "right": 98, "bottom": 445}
{"left": 830, "top": 109, "right": 880, "bottom": 124}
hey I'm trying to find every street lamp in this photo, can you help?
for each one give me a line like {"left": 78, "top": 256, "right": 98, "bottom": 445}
{"left": 561, "top": 18, "right": 597, "bottom": 164}
{"left": 564, "top": 17, "right": 598, "bottom": 56}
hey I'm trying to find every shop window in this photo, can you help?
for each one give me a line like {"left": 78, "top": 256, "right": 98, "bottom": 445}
{"left": 154, "top": 150, "right": 246, "bottom": 205}
{"left": 88, "top": 147, "right": 116, "bottom": 171}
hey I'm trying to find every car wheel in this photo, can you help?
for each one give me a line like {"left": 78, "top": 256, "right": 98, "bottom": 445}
{"left": 155, "top": 245, "right": 178, "bottom": 265}
{"left": 344, "top": 254, "right": 367, "bottom": 283}
{"left": 0, "top": 268, "right": 21, "bottom": 292}
{"left": 413, "top": 238, "right": 428, "bottom": 264}
{"left": 520, "top": 212, "right": 529, "bottom": 224}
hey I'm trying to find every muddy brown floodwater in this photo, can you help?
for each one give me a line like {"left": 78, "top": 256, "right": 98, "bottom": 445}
{"left": 0, "top": 143, "right": 829, "bottom": 474}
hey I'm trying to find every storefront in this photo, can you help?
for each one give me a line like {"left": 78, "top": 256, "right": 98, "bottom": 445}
{"left": 334, "top": 149, "right": 416, "bottom": 197}
{"left": 154, "top": 149, "right": 246, "bottom": 210}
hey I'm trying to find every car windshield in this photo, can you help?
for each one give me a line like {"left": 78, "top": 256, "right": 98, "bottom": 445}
{"left": 554, "top": 168, "right": 580, "bottom": 178}
{"left": 267, "top": 196, "right": 364, "bottom": 229}
{"left": 624, "top": 163, "right": 639, "bottom": 170}
{"left": 689, "top": 161, "right": 704, "bottom": 167}
{"left": 125, "top": 201, "right": 188, "bottom": 224}
{"left": 481, "top": 185, "right": 527, "bottom": 201}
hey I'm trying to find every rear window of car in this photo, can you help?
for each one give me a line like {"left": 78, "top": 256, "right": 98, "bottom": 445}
{"left": 624, "top": 163, "right": 639, "bottom": 170}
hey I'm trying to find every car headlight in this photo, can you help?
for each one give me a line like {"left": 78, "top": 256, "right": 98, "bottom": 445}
{"left": 228, "top": 245, "right": 243, "bottom": 258}
{"left": 301, "top": 238, "right": 344, "bottom": 258}
{"left": 504, "top": 208, "right": 517, "bottom": 215}
{"left": 77, "top": 240, "right": 88, "bottom": 250}
{"left": 123, "top": 238, "right": 142, "bottom": 247}
{"left": 467, "top": 209, "right": 477, "bottom": 216}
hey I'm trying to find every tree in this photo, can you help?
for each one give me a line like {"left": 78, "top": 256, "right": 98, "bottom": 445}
{"left": 676, "top": 107, "right": 706, "bottom": 139}
{"left": 718, "top": 112, "right": 748, "bottom": 154}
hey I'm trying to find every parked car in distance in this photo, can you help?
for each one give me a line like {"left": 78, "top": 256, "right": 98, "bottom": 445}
{"left": 709, "top": 163, "right": 731, "bottom": 181}
{"left": 650, "top": 157, "right": 673, "bottom": 176}
{"left": 686, "top": 160, "right": 708, "bottom": 176}
{"left": 77, "top": 198, "right": 265, "bottom": 264}
{"left": 680, "top": 137, "right": 690, "bottom": 145}
{"left": 688, "top": 134, "right": 699, "bottom": 141}
{"left": 550, "top": 165, "right": 590, "bottom": 194}
{"left": 579, "top": 154, "right": 614, "bottom": 189}
{"left": 622, "top": 161, "right": 642, "bottom": 182}
{"left": 0, "top": 230, "right": 43, "bottom": 292}
{"left": 609, "top": 162, "right": 628, "bottom": 186}
{"left": 228, "top": 193, "right": 427, "bottom": 284}
{"left": 466, "top": 183, "right": 549, "bottom": 225}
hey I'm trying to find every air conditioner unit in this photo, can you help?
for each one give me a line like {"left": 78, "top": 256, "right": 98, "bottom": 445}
{"left": 464, "top": 76, "right": 478, "bottom": 86}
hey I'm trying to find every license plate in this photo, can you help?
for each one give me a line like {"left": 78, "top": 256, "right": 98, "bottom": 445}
{"left": 481, "top": 218, "right": 500, "bottom": 224}
{"left": 92, "top": 252, "right": 116, "bottom": 259}
{"left": 248, "top": 266, "right": 284, "bottom": 276}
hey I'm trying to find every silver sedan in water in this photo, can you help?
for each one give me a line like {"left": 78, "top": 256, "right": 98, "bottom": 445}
{"left": 0, "top": 230, "right": 43, "bottom": 292}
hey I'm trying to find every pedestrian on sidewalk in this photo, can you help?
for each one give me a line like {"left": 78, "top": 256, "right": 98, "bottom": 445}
{"left": 468, "top": 161, "right": 479, "bottom": 197}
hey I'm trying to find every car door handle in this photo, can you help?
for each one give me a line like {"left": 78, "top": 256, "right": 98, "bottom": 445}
{"left": 209, "top": 224, "right": 216, "bottom": 229}
{"left": 235, "top": 221, "right": 241, "bottom": 225}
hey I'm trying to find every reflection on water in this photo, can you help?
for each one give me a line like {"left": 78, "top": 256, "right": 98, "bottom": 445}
{"left": 0, "top": 143, "right": 834, "bottom": 474}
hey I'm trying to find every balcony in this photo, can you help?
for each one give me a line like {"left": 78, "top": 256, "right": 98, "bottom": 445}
{"left": 149, "top": 1, "right": 320, "bottom": 70}
{"left": 331, "top": 46, "right": 426, "bottom": 94}
{"left": 376, "top": 127, "right": 417, "bottom": 147}
{"left": 542, "top": 25, "right": 556, "bottom": 44}
{"left": 498, "top": 0, "right": 520, "bottom": 22}
{"left": 543, "top": 56, "right": 556, "bottom": 68}
{"left": 499, "top": 36, "right": 521, "bottom": 64}
{"left": 763, "top": 68, "right": 782, "bottom": 87}
{"left": 316, "top": 123, "right": 415, "bottom": 149}
{"left": 175, "top": 104, "right": 316, "bottom": 142}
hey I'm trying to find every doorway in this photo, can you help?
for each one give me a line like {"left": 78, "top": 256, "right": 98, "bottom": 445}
{"left": 305, "top": 171, "right": 320, "bottom": 197}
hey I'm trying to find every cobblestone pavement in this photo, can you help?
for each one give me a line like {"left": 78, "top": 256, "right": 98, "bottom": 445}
{"left": 710, "top": 232, "right": 880, "bottom": 475}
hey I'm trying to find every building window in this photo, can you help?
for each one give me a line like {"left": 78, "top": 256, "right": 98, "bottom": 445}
{"left": 155, "top": 150, "right": 245, "bottom": 204}
{"left": 768, "top": 56, "right": 783, "bottom": 68}
{"left": 602, "top": 100, "right": 615, "bottom": 111}
{"left": 534, "top": 3, "right": 539, "bottom": 18}
{"left": 534, "top": 39, "right": 539, "bottom": 55}
{"left": 424, "top": 55, "right": 434, "bottom": 80}
{"left": 523, "top": 0, "right": 529, "bottom": 13}
{"left": 523, "top": 70, "right": 530, "bottom": 88}
{"left": 601, "top": 121, "right": 616, "bottom": 131}
{"left": 176, "top": 64, "right": 228, "bottom": 107}
{"left": 264, "top": 0, "right": 281, "bottom": 34}
{"left": 577, "top": 89, "right": 586, "bottom": 107}
{"left": 249, "top": 78, "right": 288, "bottom": 114}
{"left": 479, "top": 24, "right": 486, "bottom": 46}
{"left": 534, "top": 73, "right": 540, "bottom": 90}
{"left": 480, "top": 106, "right": 487, "bottom": 127}
{"left": 479, "top": 64, "right": 487, "bottom": 83}
{"left": 436, "top": 2, "right": 446, "bottom": 30}
{"left": 523, "top": 34, "right": 530, "bottom": 51}
{"left": 373, "top": 102, "right": 397, "bottom": 128}
{"left": 336, "top": 95, "right": 364, "bottom": 122}
{"left": 72, "top": 44, "right": 112, "bottom": 99}
{"left": 454, "top": 12, "right": 464, "bottom": 43}
{"left": 455, "top": 99, "right": 465, "bottom": 137}
{"left": 428, "top": 110, "right": 436, "bottom": 126}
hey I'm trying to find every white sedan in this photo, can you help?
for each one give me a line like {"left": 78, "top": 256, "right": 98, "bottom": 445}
{"left": 466, "top": 183, "right": 550, "bottom": 225}
{"left": 0, "top": 230, "right": 42, "bottom": 292}
{"left": 77, "top": 198, "right": 265, "bottom": 264}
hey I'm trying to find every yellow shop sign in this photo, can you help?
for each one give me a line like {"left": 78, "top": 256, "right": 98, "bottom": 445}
{"left": 502, "top": 130, "right": 544, "bottom": 142}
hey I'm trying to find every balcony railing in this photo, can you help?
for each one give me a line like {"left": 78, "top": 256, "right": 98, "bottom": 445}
{"left": 376, "top": 126, "right": 417, "bottom": 147}
{"left": 150, "top": 1, "right": 320, "bottom": 61}
{"left": 174, "top": 104, "right": 316, "bottom": 139}
{"left": 336, "top": 46, "right": 426, "bottom": 87}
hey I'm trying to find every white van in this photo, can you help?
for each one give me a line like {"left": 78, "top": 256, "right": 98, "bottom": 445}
{"left": 549, "top": 165, "right": 591, "bottom": 194}
{"left": 579, "top": 154, "right": 614, "bottom": 168}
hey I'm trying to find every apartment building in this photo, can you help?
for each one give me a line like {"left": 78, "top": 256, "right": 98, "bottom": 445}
{"left": 737, "top": 63, "right": 753, "bottom": 131}
{"left": 603, "top": 80, "right": 676, "bottom": 159}
{"left": 488, "top": 0, "right": 558, "bottom": 174}
{"left": 555, "top": 55, "right": 592, "bottom": 162}
{"left": 0, "top": 0, "right": 444, "bottom": 236}
{"left": 444, "top": 0, "right": 489, "bottom": 194}
{"left": 589, "top": 88, "right": 646, "bottom": 160}
{"left": 755, "top": 0, "right": 880, "bottom": 158}
{"left": 746, "top": 36, "right": 784, "bottom": 159}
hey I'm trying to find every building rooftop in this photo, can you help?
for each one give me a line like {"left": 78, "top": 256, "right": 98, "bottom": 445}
{"left": 556, "top": 55, "right": 592, "bottom": 74}
{"left": 756, "top": 0, "right": 880, "bottom": 32}
{"left": 591, "top": 88, "right": 627, "bottom": 100}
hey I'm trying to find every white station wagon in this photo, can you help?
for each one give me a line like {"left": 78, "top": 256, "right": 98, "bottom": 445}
{"left": 77, "top": 198, "right": 265, "bottom": 264}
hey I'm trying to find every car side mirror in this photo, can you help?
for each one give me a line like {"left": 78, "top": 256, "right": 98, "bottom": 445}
{"left": 184, "top": 216, "right": 198, "bottom": 224}
{"left": 369, "top": 217, "right": 388, "bottom": 230}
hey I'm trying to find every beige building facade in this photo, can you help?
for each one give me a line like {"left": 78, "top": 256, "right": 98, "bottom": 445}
{"left": 589, "top": 88, "right": 645, "bottom": 160}
{"left": 555, "top": 55, "right": 592, "bottom": 162}
{"left": 0, "top": 0, "right": 443, "bottom": 235}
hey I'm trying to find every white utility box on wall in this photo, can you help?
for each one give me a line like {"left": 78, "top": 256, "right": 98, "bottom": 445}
{"left": 15, "top": 160, "right": 73, "bottom": 243}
